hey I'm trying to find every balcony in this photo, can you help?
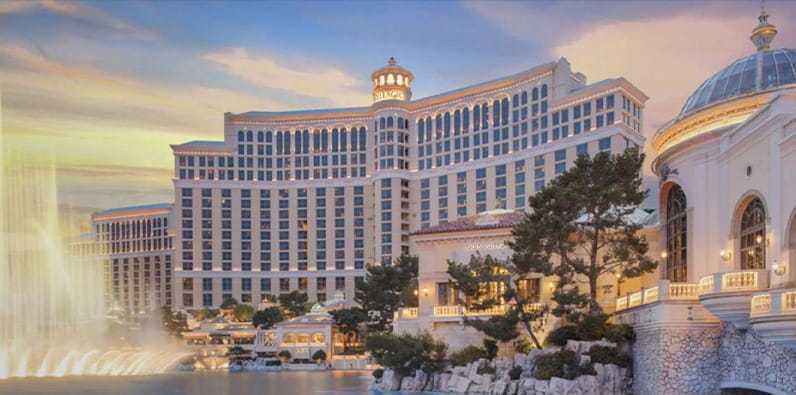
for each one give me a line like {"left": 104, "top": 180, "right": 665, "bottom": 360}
{"left": 749, "top": 288, "right": 796, "bottom": 351}
{"left": 395, "top": 304, "right": 544, "bottom": 323}
{"left": 698, "top": 269, "right": 770, "bottom": 329}
{"left": 614, "top": 280, "right": 717, "bottom": 326}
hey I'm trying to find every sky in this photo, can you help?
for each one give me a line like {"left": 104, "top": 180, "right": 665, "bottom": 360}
{"left": 1, "top": 0, "right": 795, "bottom": 218}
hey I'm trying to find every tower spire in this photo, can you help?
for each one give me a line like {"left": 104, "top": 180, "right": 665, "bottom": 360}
{"left": 750, "top": 0, "right": 777, "bottom": 51}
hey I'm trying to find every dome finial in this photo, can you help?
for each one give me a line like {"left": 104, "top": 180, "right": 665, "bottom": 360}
{"left": 388, "top": 57, "right": 397, "bottom": 66}
{"left": 750, "top": 0, "right": 777, "bottom": 51}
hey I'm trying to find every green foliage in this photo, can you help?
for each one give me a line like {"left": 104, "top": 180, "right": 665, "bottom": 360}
{"left": 331, "top": 308, "right": 368, "bottom": 352}
{"left": 575, "top": 313, "right": 610, "bottom": 341}
{"left": 278, "top": 291, "right": 310, "bottom": 318}
{"left": 586, "top": 345, "right": 631, "bottom": 368}
{"left": 311, "top": 350, "right": 327, "bottom": 362}
{"left": 510, "top": 147, "right": 657, "bottom": 316}
{"left": 372, "top": 368, "right": 384, "bottom": 379}
{"left": 355, "top": 255, "right": 418, "bottom": 332}
{"left": 265, "top": 360, "right": 282, "bottom": 366}
{"left": 477, "top": 364, "right": 496, "bottom": 375}
{"left": 604, "top": 323, "right": 635, "bottom": 343}
{"left": 508, "top": 365, "right": 523, "bottom": 380}
{"left": 513, "top": 338, "right": 534, "bottom": 354}
{"left": 252, "top": 307, "right": 285, "bottom": 329}
{"left": 160, "top": 306, "right": 188, "bottom": 338}
{"left": 278, "top": 350, "right": 292, "bottom": 361}
{"left": 364, "top": 331, "right": 447, "bottom": 376}
{"left": 534, "top": 350, "right": 595, "bottom": 380}
{"left": 191, "top": 308, "right": 219, "bottom": 321}
{"left": 220, "top": 297, "right": 239, "bottom": 309}
{"left": 482, "top": 339, "right": 498, "bottom": 360}
{"left": 447, "top": 253, "right": 548, "bottom": 349}
{"left": 544, "top": 325, "right": 577, "bottom": 346}
{"left": 232, "top": 304, "right": 255, "bottom": 322}
{"left": 449, "top": 345, "right": 486, "bottom": 367}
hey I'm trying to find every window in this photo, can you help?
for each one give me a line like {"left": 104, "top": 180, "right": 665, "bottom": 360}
{"left": 665, "top": 185, "right": 688, "bottom": 282}
{"left": 740, "top": 197, "right": 766, "bottom": 270}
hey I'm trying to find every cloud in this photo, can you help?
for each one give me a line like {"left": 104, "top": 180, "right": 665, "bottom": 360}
{"left": 202, "top": 47, "right": 370, "bottom": 107}
{"left": 0, "top": 0, "right": 158, "bottom": 40}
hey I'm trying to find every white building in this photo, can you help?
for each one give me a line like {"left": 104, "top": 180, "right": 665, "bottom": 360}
{"left": 615, "top": 8, "right": 796, "bottom": 394}
{"left": 171, "top": 56, "right": 648, "bottom": 310}
{"left": 91, "top": 203, "right": 175, "bottom": 313}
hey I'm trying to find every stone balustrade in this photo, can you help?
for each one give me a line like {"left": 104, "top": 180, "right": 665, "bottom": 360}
{"left": 398, "top": 307, "right": 418, "bottom": 319}
{"left": 615, "top": 280, "right": 701, "bottom": 312}
{"left": 433, "top": 305, "right": 465, "bottom": 317}
{"left": 748, "top": 288, "right": 796, "bottom": 351}
{"left": 698, "top": 269, "right": 770, "bottom": 329}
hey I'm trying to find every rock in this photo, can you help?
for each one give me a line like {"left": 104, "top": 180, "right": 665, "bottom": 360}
{"left": 490, "top": 379, "right": 508, "bottom": 395}
{"left": 534, "top": 379, "right": 549, "bottom": 392}
{"left": 507, "top": 380, "right": 519, "bottom": 395}
{"left": 514, "top": 353, "right": 528, "bottom": 368}
{"left": 453, "top": 365, "right": 468, "bottom": 377}
{"left": 549, "top": 377, "right": 576, "bottom": 394}
{"left": 435, "top": 373, "right": 451, "bottom": 392}
{"left": 454, "top": 376, "right": 473, "bottom": 393}
{"left": 380, "top": 369, "right": 402, "bottom": 391}
{"left": 400, "top": 376, "right": 414, "bottom": 391}
{"left": 575, "top": 374, "right": 599, "bottom": 394}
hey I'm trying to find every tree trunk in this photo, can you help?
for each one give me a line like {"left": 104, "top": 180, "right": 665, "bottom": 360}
{"left": 522, "top": 320, "right": 542, "bottom": 349}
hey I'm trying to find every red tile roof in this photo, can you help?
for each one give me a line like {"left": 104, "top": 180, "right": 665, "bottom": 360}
{"left": 412, "top": 209, "right": 526, "bottom": 236}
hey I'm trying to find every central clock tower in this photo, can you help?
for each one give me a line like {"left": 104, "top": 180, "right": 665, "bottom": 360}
{"left": 371, "top": 57, "right": 413, "bottom": 104}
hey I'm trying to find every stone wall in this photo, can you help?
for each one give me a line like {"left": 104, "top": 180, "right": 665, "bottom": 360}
{"left": 631, "top": 324, "right": 721, "bottom": 394}
{"left": 718, "top": 322, "right": 796, "bottom": 394}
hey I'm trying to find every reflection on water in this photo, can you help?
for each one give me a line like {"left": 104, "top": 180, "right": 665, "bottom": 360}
{"left": 0, "top": 371, "right": 376, "bottom": 394}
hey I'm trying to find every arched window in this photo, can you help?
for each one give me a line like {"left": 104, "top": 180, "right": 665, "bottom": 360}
{"left": 379, "top": 118, "right": 386, "bottom": 130}
{"left": 532, "top": 88, "right": 539, "bottom": 101}
{"left": 418, "top": 120, "right": 425, "bottom": 143}
{"left": 666, "top": 185, "right": 688, "bottom": 282}
{"left": 283, "top": 334, "right": 296, "bottom": 343}
{"left": 474, "top": 105, "right": 480, "bottom": 131}
{"left": 294, "top": 130, "right": 301, "bottom": 154}
{"left": 275, "top": 131, "right": 283, "bottom": 154}
{"left": 340, "top": 128, "right": 347, "bottom": 152}
{"left": 501, "top": 98, "right": 509, "bottom": 125}
{"left": 265, "top": 131, "right": 273, "bottom": 143}
{"left": 246, "top": 130, "right": 253, "bottom": 142}
{"left": 331, "top": 128, "right": 339, "bottom": 153}
{"left": 541, "top": 84, "right": 548, "bottom": 98}
{"left": 481, "top": 103, "right": 489, "bottom": 129}
{"left": 740, "top": 197, "right": 766, "bottom": 269}
{"left": 311, "top": 333, "right": 325, "bottom": 343}
{"left": 238, "top": 130, "right": 245, "bottom": 141}
{"left": 462, "top": 107, "right": 470, "bottom": 132}
{"left": 454, "top": 110, "right": 461, "bottom": 134}
{"left": 302, "top": 130, "right": 309, "bottom": 154}
{"left": 425, "top": 118, "right": 432, "bottom": 139}
{"left": 493, "top": 100, "right": 500, "bottom": 127}
{"left": 396, "top": 74, "right": 404, "bottom": 85}
{"left": 435, "top": 115, "right": 442, "bottom": 136}
{"left": 321, "top": 129, "right": 328, "bottom": 152}
{"left": 359, "top": 127, "right": 366, "bottom": 151}
{"left": 284, "top": 131, "right": 291, "bottom": 154}
{"left": 521, "top": 91, "right": 528, "bottom": 105}
{"left": 444, "top": 112, "right": 451, "bottom": 137}
{"left": 512, "top": 94, "right": 519, "bottom": 107}
{"left": 257, "top": 131, "right": 264, "bottom": 142}
{"left": 387, "top": 73, "right": 395, "bottom": 85}
{"left": 313, "top": 131, "right": 320, "bottom": 152}
{"left": 387, "top": 117, "right": 394, "bottom": 128}
{"left": 351, "top": 127, "right": 358, "bottom": 150}
{"left": 297, "top": 334, "right": 310, "bottom": 344}
{"left": 396, "top": 117, "right": 403, "bottom": 130}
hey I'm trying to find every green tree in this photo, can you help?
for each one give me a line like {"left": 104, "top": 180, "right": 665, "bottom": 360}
{"left": 160, "top": 306, "right": 188, "bottom": 338}
{"left": 220, "top": 297, "right": 239, "bottom": 309}
{"left": 355, "top": 255, "right": 418, "bottom": 332}
{"left": 232, "top": 304, "right": 255, "bottom": 322}
{"left": 447, "top": 253, "right": 549, "bottom": 349}
{"left": 252, "top": 306, "right": 285, "bottom": 329}
{"left": 510, "top": 147, "right": 657, "bottom": 317}
{"left": 365, "top": 332, "right": 447, "bottom": 380}
{"left": 278, "top": 291, "right": 310, "bottom": 318}
{"left": 312, "top": 349, "right": 327, "bottom": 362}
{"left": 330, "top": 307, "right": 368, "bottom": 352}
{"left": 191, "top": 308, "right": 219, "bottom": 321}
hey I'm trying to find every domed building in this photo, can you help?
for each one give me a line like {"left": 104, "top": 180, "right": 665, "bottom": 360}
{"left": 616, "top": 7, "right": 796, "bottom": 395}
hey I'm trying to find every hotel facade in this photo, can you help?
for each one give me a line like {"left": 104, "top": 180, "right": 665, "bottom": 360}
{"left": 91, "top": 203, "right": 175, "bottom": 313}
{"left": 170, "top": 57, "right": 648, "bottom": 310}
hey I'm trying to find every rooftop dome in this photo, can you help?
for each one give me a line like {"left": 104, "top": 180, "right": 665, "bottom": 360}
{"left": 679, "top": 6, "right": 796, "bottom": 115}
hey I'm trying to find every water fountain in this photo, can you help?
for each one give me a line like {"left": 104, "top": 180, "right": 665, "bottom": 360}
{"left": 0, "top": 105, "right": 188, "bottom": 379}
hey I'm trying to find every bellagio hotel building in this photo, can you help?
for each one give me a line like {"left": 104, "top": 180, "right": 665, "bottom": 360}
{"left": 172, "top": 57, "right": 648, "bottom": 310}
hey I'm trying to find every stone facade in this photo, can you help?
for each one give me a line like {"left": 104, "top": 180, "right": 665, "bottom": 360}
{"left": 719, "top": 322, "right": 796, "bottom": 394}
{"left": 631, "top": 324, "right": 721, "bottom": 394}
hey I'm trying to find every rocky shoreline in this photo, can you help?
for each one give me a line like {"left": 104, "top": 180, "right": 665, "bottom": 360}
{"left": 372, "top": 340, "right": 630, "bottom": 395}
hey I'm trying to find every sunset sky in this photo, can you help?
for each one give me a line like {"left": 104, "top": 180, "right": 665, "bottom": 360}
{"left": 1, "top": 0, "right": 795, "bottom": 217}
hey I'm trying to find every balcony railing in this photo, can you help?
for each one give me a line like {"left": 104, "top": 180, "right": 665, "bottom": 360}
{"left": 399, "top": 307, "right": 418, "bottom": 319}
{"left": 433, "top": 305, "right": 464, "bottom": 317}
{"left": 699, "top": 269, "right": 769, "bottom": 294}
{"left": 749, "top": 288, "right": 796, "bottom": 351}
{"left": 615, "top": 280, "right": 701, "bottom": 311}
{"left": 750, "top": 289, "right": 796, "bottom": 317}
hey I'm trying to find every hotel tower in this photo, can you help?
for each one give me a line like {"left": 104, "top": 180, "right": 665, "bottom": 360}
{"left": 171, "top": 57, "right": 648, "bottom": 309}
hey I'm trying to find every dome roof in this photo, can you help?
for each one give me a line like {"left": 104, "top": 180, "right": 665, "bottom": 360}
{"left": 680, "top": 48, "right": 796, "bottom": 115}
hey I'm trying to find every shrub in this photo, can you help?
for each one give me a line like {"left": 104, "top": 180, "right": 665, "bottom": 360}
{"left": 544, "top": 325, "right": 577, "bottom": 346}
{"left": 586, "top": 345, "right": 631, "bottom": 368}
{"left": 311, "top": 350, "right": 327, "bottom": 362}
{"left": 482, "top": 339, "right": 498, "bottom": 359}
{"left": 278, "top": 350, "right": 292, "bottom": 361}
{"left": 477, "top": 363, "right": 496, "bottom": 376}
{"left": 513, "top": 338, "right": 534, "bottom": 354}
{"left": 449, "top": 345, "right": 485, "bottom": 367}
{"left": 574, "top": 313, "right": 610, "bottom": 341}
{"left": 265, "top": 359, "right": 281, "bottom": 366}
{"left": 508, "top": 365, "right": 523, "bottom": 380}
{"left": 372, "top": 368, "right": 384, "bottom": 379}
{"left": 365, "top": 332, "right": 447, "bottom": 376}
{"left": 566, "top": 361, "right": 596, "bottom": 380}
{"left": 603, "top": 323, "right": 635, "bottom": 343}
{"left": 535, "top": 350, "right": 577, "bottom": 380}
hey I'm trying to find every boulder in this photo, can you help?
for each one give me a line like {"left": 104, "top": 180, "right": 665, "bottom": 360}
{"left": 564, "top": 340, "right": 616, "bottom": 354}
{"left": 400, "top": 376, "right": 414, "bottom": 391}
{"left": 454, "top": 376, "right": 473, "bottom": 393}
{"left": 507, "top": 380, "right": 519, "bottom": 395}
{"left": 435, "top": 372, "right": 451, "bottom": 392}
{"left": 379, "top": 369, "right": 402, "bottom": 391}
{"left": 549, "top": 377, "right": 576, "bottom": 394}
{"left": 490, "top": 379, "right": 509, "bottom": 395}
{"left": 574, "top": 374, "right": 599, "bottom": 394}
{"left": 453, "top": 365, "right": 469, "bottom": 377}
{"left": 534, "top": 379, "right": 549, "bottom": 393}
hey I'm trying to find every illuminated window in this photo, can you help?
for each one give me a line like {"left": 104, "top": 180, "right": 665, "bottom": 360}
{"left": 740, "top": 197, "right": 766, "bottom": 270}
{"left": 665, "top": 185, "right": 688, "bottom": 282}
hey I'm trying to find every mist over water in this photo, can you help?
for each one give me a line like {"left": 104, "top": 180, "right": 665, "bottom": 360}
{"left": 0, "top": 142, "right": 187, "bottom": 379}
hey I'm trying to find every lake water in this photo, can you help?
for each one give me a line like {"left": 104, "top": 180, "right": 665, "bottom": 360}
{"left": 0, "top": 371, "right": 376, "bottom": 394}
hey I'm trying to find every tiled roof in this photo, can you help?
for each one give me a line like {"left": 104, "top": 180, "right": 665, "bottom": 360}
{"left": 413, "top": 209, "right": 525, "bottom": 236}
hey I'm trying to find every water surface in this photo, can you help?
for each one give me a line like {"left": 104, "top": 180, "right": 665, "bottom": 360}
{"left": 0, "top": 371, "right": 375, "bottom": 395}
